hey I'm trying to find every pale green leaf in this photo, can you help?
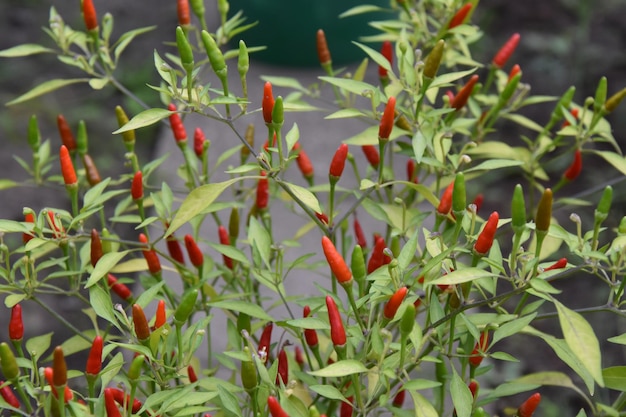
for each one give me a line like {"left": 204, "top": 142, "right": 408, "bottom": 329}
{"left": 309, "top": 385, "right": 348, "bottom": 402}
{"left": 502, "top": 114, "right": 544, "bottom": 132}
{"left": 0, "top": 43, "right": 54, "bottom": 57}
{"left": 343, "top": 125, "right": 409, "bottom": 146}
{"left": 112, "top": 108, "right": 172, "bottom": 134}
{"left": 352, "top": 42, "right": 391, "bottom": 74}
{"left": 402, "top": 379, "right": 441, "bottom": 391}
{"left": 0, "top": 220, "right": 29, "bottom": 234}
{"left": 285, "top": 318, "right": 330, "bottom": 330}
{"left": 603, "top": 366, "right": 626, "bottom": 391}
{"left": 428, "top": 268, "right": 494, "bottom": 287}
{"left": 465, "top": 159, "right": 523, "bottom": 173}
{"left": 410, "top": 391, "right": 439, "bottom": 417}
{"left": 319, "top": 76, "right": 379, "bottom": 99}
{"left": 208, "top": 301, "right": 273, "bottom": 322}
{"left": 607, "top": 333, "right": 626, "bottom": 345}
{"left": 25, "top": 333, "right": 53, "bottom": 362}
{"left": 325, "top": 108, "right": 366, "bottom": 119}
{"left": 260, "top": 76, "right": 307, "bottom": 93}
{"left": 7, "top": 78, "right": 89, "bottom": 106}
{"left": 594, "top": 151, "right": 626, "bottom": 177}
{"left": 450, "top": 371, "right": 473, "bottom": 417}
{"left": 398, "top": 229, "right": 419, "bottom": 271}
{"left": 4, "top": 294, "right": 26, "bottom": 308}
{"left": 86, "top": 251, "right": 129, "bottom": 288}
{"left": 248, "top": 216, "right": 272, "bottom": 269}
{"left": 492, "top": 314, "right": 537, "bottom": 345}
{"left": 515, "top": 371, "right": 577, "bottom": 390}
{"left": 308, "top": 360, "right": 368, "bottom": 377}
{"left": 429, "top": 68, "right": 477, "bottom": 89}
{"left": 89, "top": 285, "right": 122, "bottom": 331}
{"left": 283, "top": 182, "right": 321, "bottom": 213}
{"left": 88, "top": 78, "right": 109, "bottom": 90}
{"left": 0, "top": 179, "right": 17, "bottom": 190}
{"left": 339, "top": 5, "right": 385, "bottom": 17}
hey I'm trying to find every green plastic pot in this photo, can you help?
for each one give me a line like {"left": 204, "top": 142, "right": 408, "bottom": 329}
{"left": 229, "top": 0, "right": 389, "bottom": 67}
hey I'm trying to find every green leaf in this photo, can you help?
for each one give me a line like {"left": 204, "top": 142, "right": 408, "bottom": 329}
{"left": 308, "top": 360, "right": 368, "bottom": 377}
{"left": 282, "top": 182, "right": 322, "bottom": 213}
{"left": 325, "top": 108, "right": 366, "bottom": 119}
{"left": 492, "top": 313, "right": 537, "bottom": 345}
{"left": 26, "top": 333, "right": 53, "bottom": 362}
{"left": 112, "top": 108, "right": 172, "bottom": 134}
{"left": 339, "top": 5, "right": 385, "bottom": 17}
{"left": 7, "top": 78, "right": 89, "bottom": 106}
{"left": 0, "top": 43, "right": 54, "bottom": 57}
{"left": 594, "top": 151, "right": 626, "bottom": 177}
{"left": 89, "top": 285, "right": 122, "bottom": 331}
{"left": 515, "top": 371, "right": 579, "bottom": 390}
{"left": 248, "top": 217, "right": 272, "bottom": 269}
{"left": 207, "top": 300, "right": 273, "bottom": 322}
{"left": 554, "top": 299, "right": 604, "bottom": 387}
{"left": 502, "top": 113, "right": 544, "bottom": 132}
{"left": 450, "top": 370, "right": 473, "bottom": 417}
{"left": 88, "top": 78, "right": 109, "bottom": 90}
{"left": 401, "top": 379, "right": 442, "bottom": 391}
{"left": 113, "top": 26, "right": 156, "bottom": 61}
{"left": 352, "top": 42, "right": 391, "bottom": 74}
{"left": 166, "top": 178, "right": 242, "bottom": 236}
{"left": 260, "top": 76, "right": 308, "bottom": 93}
{"left": 0, "top": 179, "right": 17, "bottom": 190}
{"left": 309, "top": 385, "right": 348, "bottom": 402}
{"left": 343, "top": 125, "right": 408, "bottom": 146}
{"left": 398, "top": 229, "right": 419, "bottom": 271}
{"left": 86, "top": 251, "right": 129, "bottom": 288}
{"left": 319, "top": 76, "right": 380, "bottom": 100}
{"left": 465, "top": 159, "right": 523, "bottom": 173}
{"left": 607, "top": 333, "right": 626, "bottom": 345}
{"left": 410, "top": 391, "right": 439, "bottom": 417}
{"left": 4, "top": 294, "right": 26, "bottom": 308}
{"left": 428, "top": 268, "right": 494, "bottom": 287}
{"left": 429, "top": 68, "right": 477, "bottom": 89}
{"left": 285, "top": 317, "right": 330, "bottom": 330}
{"left": 0, "top": 220, "right": 29, "bottom": 234}
{"left": 603, "top": 366, "right": 626, "bottom": 391}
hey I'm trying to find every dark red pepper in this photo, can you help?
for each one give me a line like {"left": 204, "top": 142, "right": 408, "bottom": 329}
{"left": 57, "top": 115, "right": 77, "bottom": 152}
{"left": 168, "top": 103, "right": 187, "bottom": 142}
{"left": 367, "top": 235, "right": 391, "bottom": 274}
{"left": 23, "top": 212, "right": 35, "bottom": 244}
{"left": 184, "top": 234, "right": 204, "bottom": 268}
{"left": 316, "top": 29, "right": 332, "bottom": 65}
{"left": 361, "top": 145, "right": 380, "bottom": 168}
{"left": 451, "top": 75, "right": 479, "bottom": 110}
{"left": 194, "top": 127, "right": 206, "bottom": 158}
{"left": 256, "top": 171, "right": 269, "bottom": 210}
{"left": 322, "top": 236, "right": 353, "bottom": 285}
{"left": 326, "top": 295, "right": 346, "bottom": 347}
{"left": 91, "top": 229, "right": 103, "bottom": 267}
{"left": 379, "top": 40, "right": 393, "bottom": 78}
{"left": 544, "top": 258, "right": 567, "bottom": 272}
{"left": 268, "top": 395, "right": 289, "bottom": 417}
{"left": 469, "top": 331, "right": 490, "bottom": 367}
{"left": 293, "top": 142, "right": 314, "bottom": 180}
{"left": 104, "top": 388, "right": 122, "bottom": 417}
{"left": 263, "top": 82, "right": 275, "bottom": 124}
{"left": 341, "top": 396, "right": 354, "bottom": 417}
{"left": 166, "top": 232, "right": 186, "bottom": 265}
{"left": 378, "top": 97, "right": 396, "bottom": 140}
{"left": 275, "top": 347, "right": 288, "bottom": 385}
{"left": 353, "top": 216, "right": 367, "bottom": 248}
{"left": 392, "top": 388, "right": 405, "bottom": 407}
{"left": 188, "top": 364, "right": 198, "bottom": 383}
{"left": 107, "top": 274, "right": 132, "bottom": 301}
{"left": 258, "top": 322, "right": 273, "bottom": 364}
{"left": 85, "top": 335, "right": 103, "bottom": 376}
{"left": 407, "top": 159, "right": 418, "bottom": 183}
{"left": 132, "top": 304, "right": 151, "bottom": 341}
{"left": 9, "top": 304, "right": 23, "bottom": 342}
{"left": 303, "top": 306, "right": 319, "bottom": 348}
{"left": 139, "top": 233, "right": 162, "bottom": 274}
{"left": 109, "top": 387, "right": 142, "bottom": 414}
{"left": 218, "top": 226, "right": 234, "bottom": 269}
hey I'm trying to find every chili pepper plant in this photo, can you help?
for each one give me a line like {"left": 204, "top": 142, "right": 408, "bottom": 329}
{"left": 0, "top": 1, "right": 625, "bottom": 416}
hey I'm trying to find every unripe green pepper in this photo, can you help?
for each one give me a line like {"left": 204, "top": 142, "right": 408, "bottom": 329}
{"left": 400, "top": 304, "right": 415, "bottom": 336}
{"left": 351, "top": 245, "right": 366, "bottom": 296}
{"left": 535, "top": 188, "right": 553, "bottom": 235}
{"left": 128, "top": 354, "right": 145, "bottom": 381}
{"left": 201, "top": 30, "right": 226, "bottom": 77}
{"left": 423, "top": 39, "right": 445, "bottom": 80}
{"left": 605, "top": 87, "right": 626, "bottom": 113}
{"left": 593, "top": 76, "right": 607, "bottom": 114}
{"left": 190, "top": 0, "right": 205, "bottom": 19}
{"left": 501, "top": 72, "right": 521, "bottom": 102}
{"left": 176, "top": 26, "right": 194, "bottom": 74}
{"left": 174, "top": 288, "right": 198, "bottom": 324}
{"left": 115, "top": 105, "right": 135, "bottom": 151}
{"left": 272, "top": 96, "right": 284, "bottom": 126}
{"left": 240, "top": 347, "right": 257, "bottom": 391}
{"left": 28, "top": 115, "right": 41, "bottom": 152}
{"left": 217, "top": 0, "right": 229, "bottom": 19}
{"left": 238, "top": 40, "right": 249, "bottom": 79}
{"left": 76, "top": 120, "right": 88, "bottom": 157}
{"left": 550, "top": 86, "right": 576, "bottom": 124}
{"left": 0, "top": 342, "right": 20, "bottom": 381}
{"left": 229, "top": 207, "right": 240, "bottom": 241}
{"left": 452, "top": 172, "right": 466, "bottom": 215}
{"left": 237, "top": 312, "right": 251, "bottom": 336}
{"left": 511, "top": 184, "right": 527, "bottom": 233}
{"left": 595, "top": 185, "right": 613, "bottom": 224}
{"left": 618, "top": 216, "right": 626, "bottom": 235}
{"left": 390, "top": 235, "right": 401, "bottom": 258}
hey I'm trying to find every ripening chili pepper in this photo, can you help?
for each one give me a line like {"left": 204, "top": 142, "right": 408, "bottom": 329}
{"left": 9, "top": 305, "right": 23, "bottom": 342}
{"left": 303, "top": 306, "right": 319, "bottom": 348}
{"left": 604, "top": 87, "right": 626, "bottom": 113}
{"left": 130, "top": 171, "right": 143, "bottom": 201}
{"left": 563, "top": 149, "right": 582, "bottom": 181}
{"left": 139, "top": 233, "right": 162, "bottom": 274}
{"left": 321, "top": 236, "right": 353, "bottom": 285}
{"left": 168, "top": 103, "right": 187, "bottom": 142}
{"left": 53, "top": 346, "right": 67, "bottom": 387}
{"left": 115, "top": 105, "right": 135, "bottom": 149}
{"left": 451, "top": 75, "right": 479, "bottom": 110}
{"left": 492, "top": 33, "right": 520, "bottom": 68}
{"left": 258, "top": 323, "right": 273, "bottom": 364}
{"left": 508, "top": 64, "right": 521, "bottom": 83}
{"left": 424, "top": 39, "right": 445, "bottom": 80}
{"left": 177, "top": 0, "right": 191, "bottom": 26}
{"left": 81, "top": 154, "right": 101, "bottom": 186}
{"left": 379, "top": 97, "right": 396, "bottom": 141}
{"left": 132, "top": 304, "right": 150, "bottom": 341}
{"left": 23, "top": 212, "right": 35, "bottom": 244}
{"left": 0, "top": 381, "right": 20, "bottom": 409}
{"left": 56, "top": 115, "right": 76, "bottom": 152}
{"left": 361, "top": 145, "right": 380, "bottom": 168}
{"left": 90, "top": 229, "right": 103, "bottom": 267}
{"left": 256, "top": 171, "right": 269, "bottom": 210}
{"left": 153, "top": 299, "right": 167, "bottom": 329}
{"left": 544, "top": 258, "right": 567, "bottom": 272}
{"left": 104, "top": 388, "right": 122, "bottom": 417}
{"left": 341, "top": 396, "right": 354, "bottom": 417}
{"left": 107, "top": 274, "right": 132, "bottom": 301}
{"left": 174, "top": 288, "right": 198, "bottom": 324}
{"left": 109, "top": 388, "right": 142, "bottom": 414}
{"left": 59, "top": 145, "right": 77, "bottom": 187}
{"left": 353, "top": 217, "right": 367, "bottom": 248}
{"left": 85, "top": 336, "right": 103, "bottom": 376}
{"left": 472, "top": 194, "right": 484, "bottom": 213}
{"left": 275, "top": 347, "right": 288, "bottom": 385}
{"left": 184, "top": 234, "right": 203, "bottom": 268}
{"left": 0, "top": 343, "right": 19, "bottom": 381}
{"left": 268, "top": 396, "right": 289, "bottom": 417}
{"left": 166, "top": 234, "right": 185, "bottom": 264}
{"left": 383, "top": 286, "right": 408, "bottom": 320}
{"left": 437, "top": 181, "right": 455, "bottom": 216}
{"left": 517, "top": 393, "right": 541, "bottom": 417}
{"left": 82, "top": 0, "right": 98, "bottom": 31}
{"left": 468, "top": 379, "right": 479, "bottom": 399}
{"left": 218, "top": 226, "right": 234, "bottom": 269}
{"left": 448, "top": 2, "right": 473, "bottom": 29}
{"left": 316, "top": 29, "right": 332, "bottom": 66}
{"left": 392, "top": 389, "right": 405, "bottom": 407}
{"left": 407, "top": 159, "right": 418, "bottom": 183}
{"left": 329, "top": 143, "right": 349, "bottom": 181}
{"left": 44, "top": 367, "right": 72, "bottom": 402}
{"left": 474, "top": 211, "right": 499, "bottom": 256}
{"left": 326, "top": 295, "right": 346, "bottom": 347}
{"left": 293, "top": 143, "right": 314, "bottom": 180}
{"left": 378, "top": 40, "right": 393, "bottom": 78}
{"left": 469, "top": 331, "right": 490, "bottom": 367}
{"left": 188, "top": 365, "right": 198, "bottom": 383}
{"left": 535, "top": 188, "right": 553, "bottom": 234}
{"left": 262, "top": 81, "right": 275, "bottom": 124}
{"left": 194, "top": 127, "right": 206, "bottom": 158}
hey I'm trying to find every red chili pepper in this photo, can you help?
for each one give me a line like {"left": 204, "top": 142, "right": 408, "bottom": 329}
{"left": 293, "top": 143, "right": 314, "bottom": 180}
{"left": 563, "top": 149, "right": 582, "bottom": 181}
{"left": 507, "top": 64, "right": 521, "bottom": 83}
{"left": 275, "top": 347, "right": 288, "bottom": 385}
{"left": 188, "top": 365, "right": 198, "bottom": 383}
{"left": 82, "top": 0, "right": 98, "bottom": 31}
{"left": 544, "top": 257, "right": 567, "bottom": 272}
{"left": 53, "top": 346, "right": 67, "bottom": 387}
{"left": 315, "top": 212, "right": 329, "bottom": 225}
{"left": 383, "top": 287, "right": 408, "bottom": 320}
{"left": 177, "top": 0, "right": 191, "bottom": 26}
{"left": 353, "top": 216, "right": 367, "bottom": 248}
{"left": 0, "top": 381, "right": 20, "bottom": 409}
{"left": 474, "top": 211, "right": 499, "bottom": 256}
{"left": 256, "top": 171, "right": 269, "bottom": 210}
{"left": 379, "top": 40, "right": 393, "bottom": 78}
{"left": 361, "top": 145, "right": 380, "bottom": 168}
{"left": 518, "top": 393, "right": 541, "bottom": 417}
{"left": 91, "top": 229, "right": 103, "bottom": 267}
{"left": 294, "top": 346, "right": 304, "bottom": 367}
{"left": 107, "top": 274, "right": 132, "bottom": 301}
{"left": 132, "top": 304, "right": 151, "bottom": 341}
{"left": 321, "top": 236, "right": 353, "bottom": 285}
{"left": 437, "top": 181, "right": 455, "bottom": 215}
{"left": 131, "top": 171, "right": 143, "bottom": 200}
{"left": 341, "top": 396, "right": 354, "bottom": 417}
{"left": 57, "top": 115, "right": 77, "bottom": 152}
{"left": 303, "top": 306, "right": 319, "bottom": 348}
{"left": 184, "top": 234, "right": 204, "bottom": 268}
{"left": 407, "top": 159, "right": 418, "bottom": 183}
{"left": 81, "top": 154, "right": 102, "bottom": 186}
{"left": 316, "top": 29, "right": 331, "bottom": 65}
{"left": 367, "top": 236, "right": 386, "bottom": 274}
{"left": 451, "top": 75, "right": 479, "bottom": 110}
{"left": 85, "top": 336, "right": 103, "bottom": 376}
{"left": 59, "top": 145, "right": 77, "bottom": 186}
{"left": 139, "top": 233, "right": 162, "bottom": 274}
{"left": 469, "top": 331, "right": 490, "bottom": 367}
{"left": 448, "top": 2, "right": 473, "bottom": 29}
{"left": 263, "top": 81, "right": 275, "bottom": 124}
{"left": 392, "top": 389, "right": 405, "bottom": 407}
{"left": 23, "top": 212, "right": 35, "bottom": 244}
{"left": 329, "top": 143, "right": 349, "bottom": 179}
{"left": 193, "top": 127, "right": 206, "bottom": 158}
{"left": 268, "top": 396, "right": 289, "bottom": 417}
{"left": 168, "top": 103, "right": 187, "bottom": 142}
{"left": 44, "top": 367, "right": 73, "bottom": 402}
{"left": 154, "top": 299, "right": 166, "bottom": 329}
{"left": 378, "top": 97, "right": 396, "bottom": 140}
{"left": 472, "top": 194, "right": 484, "bottom": 213}
{"left": 326, "top": 295, "right": 346, "bottom": 347}
{"left": 218, "top": 226, "right": 234, "bottom": 269}
{"left": 109, "top": 387, "right": 142, "bottom": 414}
{"left": 258, "top": 323, "right": 273, "bottom": 364}
{"left": 166, "top": 234, "right": 185, "bottom": 265}
{"left": 492, "top": 33, "right": 521, "bottom": 69}
{"left": 104, "top": 388, "right": 122, "bottom": 417}
{"left": 8, "top": 304, "right": 23, "bottom": 342}
{"left": 468, "top": 379, "right": 479, "bottom": 399}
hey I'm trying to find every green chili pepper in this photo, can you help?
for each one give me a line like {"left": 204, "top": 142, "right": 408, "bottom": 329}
{"left": 452, "top": 172, "right": 466, "bottom": 215}
{"left": 0, "top": 342, "right": 20, "bottom": 381}
{"left": 238, "top": 40, "right": 249, "bottom": 78}
{"left": 115, "top": 106, "right": 135, "bottom": 151}
{"left": 549, "top": 86, "right": 575, "bottom": 125}
{"left": 229, "top": 207, "right": 240, "bottom": 241}
{"left": 605, "top": 87, "right": 626, "bottom": 113}
{"left": 400, "top": 304, "right": 415, "bottom": 336}
{"left": 128, "top": 354, "right": 145, "bottom": 381}
{"left": 176, "top": 26, "right": 194, "bottom": 74}
{"left": 423, "top": 39, "right": 445, "bottom": 80}
{"left": 593, "top": 76, "right": 607, "bottom": 114}
{"left": 351, "top": 245, "right": 366, "bottom": 296}
{"left": 189, "top": 0, "right": 205, "bottom": 19}
{"left": 618, "top": 216, "right": 626, "bottom": 235}
{"left": 272, "top": 96, "right": 284, "bottom": 126}
{"left": 501, "top": 73, "right": 521, "bottom": 102}
{"left": 28, "top": 115, "right": 41, "bottom": 152}
{"left": 76, "top": 120, "right": 88, "bottom": 157}
{"left": 240, "top": 347, "right": 257, "bottom": 391}
{"left": 511, "top": 184, "right": 527, "bottom": 233}
{"left": 535, "top": 188, "right": 553, "bottom": 235}
{"left": 237, "top": 313, "right": 251, "bottom": 336}
{"left": 174, "top": 288, "right": 198, "bottom": 324}
{"left": 201, "top": 30, "right": 226, "bottom": 77}
{"left": 595, "top": 185, "right": 612, "bottom": 225}
{"left": 217, "top": 0, "right": 229, "bottom": 19}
